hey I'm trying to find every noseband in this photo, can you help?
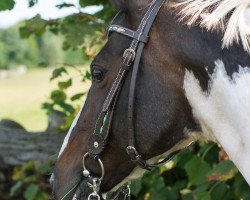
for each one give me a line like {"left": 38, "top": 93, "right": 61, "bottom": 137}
{"left": 82, "top": 0, "right": 170, "bottom": 199}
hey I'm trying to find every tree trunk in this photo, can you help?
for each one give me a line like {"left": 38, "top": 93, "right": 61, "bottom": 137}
{"left": 0, "top": 125, "right": 66, "bottom": 167}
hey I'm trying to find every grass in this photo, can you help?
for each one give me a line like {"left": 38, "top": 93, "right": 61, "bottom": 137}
{"left": 0, "top": 67, "right": 90, "bottom": 132}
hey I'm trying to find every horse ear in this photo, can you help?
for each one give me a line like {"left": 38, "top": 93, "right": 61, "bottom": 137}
{"left": 110, "top": 0, "right": 126, "bottom": 10}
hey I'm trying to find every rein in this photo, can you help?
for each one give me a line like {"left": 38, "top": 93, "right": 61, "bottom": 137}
{"left": 79, "top": 0, "right": 171, "bottom": 199}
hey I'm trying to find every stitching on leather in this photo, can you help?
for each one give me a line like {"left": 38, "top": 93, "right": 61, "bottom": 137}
{"left": 102, "top": 68, "right": 123, "bottom": 110}
{"left": 104, "top": 70, "right": 125, "bottom": 111}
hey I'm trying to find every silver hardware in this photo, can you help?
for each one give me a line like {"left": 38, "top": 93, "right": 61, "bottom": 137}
{"left": 123, "top": 185, "right": 131, "bottom": 200}
{"left": 87, "top": 178, "right": 101, "bottom": 200}
{"left": 72, "top": 194, "right": 77, "bottom": 200}
{"left": 83, "top": 169, "right": 90, "bottom": 177}
{"left": 88, "top": 178, "right": 100, "bottom": 193}
{"left": 88, "top": 192, "right": 100, "bottom": 200}
{"left": 82, "top": 152, "right": 105, "bottom": 181}
{"left": 94, "top": 142, "right": 99, "bottom": 148}
{"left": 123, "top": 49, "right": 136, "bottom": 66}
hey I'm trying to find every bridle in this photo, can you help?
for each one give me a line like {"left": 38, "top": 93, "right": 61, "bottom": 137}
{"left": 81, "top": 0, "right": 171, "bottom": 199}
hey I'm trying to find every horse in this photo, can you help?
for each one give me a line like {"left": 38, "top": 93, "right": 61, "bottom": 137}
{"left": 51, "top": 0, "right": 250, "bottom": 199}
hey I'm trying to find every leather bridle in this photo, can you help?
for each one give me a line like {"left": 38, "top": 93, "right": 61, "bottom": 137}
{"left": 81, "top": 0, "right": 172, "bottom": 199}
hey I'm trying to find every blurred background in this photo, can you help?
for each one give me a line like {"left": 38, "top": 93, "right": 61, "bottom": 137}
{"left": 0, "top": 0, "right": 249, "bottom": 199}
{"left": 0, "top": 0, "right": 104, "bottom": 132}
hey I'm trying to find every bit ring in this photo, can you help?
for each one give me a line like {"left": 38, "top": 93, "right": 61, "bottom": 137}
{"left": 88, "top": 192, "right": 100, "bottom": 200}
{"left": 82, "top": 152, "right": 105, "bottom": 181}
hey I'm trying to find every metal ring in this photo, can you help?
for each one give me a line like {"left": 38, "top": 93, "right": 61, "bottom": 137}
{"left": 123, "top": 49, "right": 136, "bottom": 65}
{"left": 83, "top": 152, "right": 105, "bottom": 181}
{"left": 88, "top": 192, "right": 100, "bottom": 200}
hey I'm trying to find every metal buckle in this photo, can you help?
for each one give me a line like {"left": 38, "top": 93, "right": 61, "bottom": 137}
{"left": 123, "top": 49, "right": 136, "bottom": 66}
{"left": 126, "top": 146, "right": 141, "bottom": 161}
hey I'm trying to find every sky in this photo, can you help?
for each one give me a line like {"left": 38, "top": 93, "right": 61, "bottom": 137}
{"left": 0, "top": 0, "right": 100, "bottom": 29}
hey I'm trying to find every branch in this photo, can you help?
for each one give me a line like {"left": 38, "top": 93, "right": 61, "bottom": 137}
{"left": 0, "top": 125, "right": 66, "bottom": 166}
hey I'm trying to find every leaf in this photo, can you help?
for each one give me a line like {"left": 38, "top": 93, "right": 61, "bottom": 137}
{"left": 196, "top": 191, "right": 211, "bottom": 200}
{"left": 60, "top": 13, "right": 101, "bottom": 49}
{"left": 0, "top": 0, "right": 15, "bottom": 11}
{"left": 23, "top": 175, "right": 39, "bottom": 183}
{"left": 19, "top": 15, "right": 47, "bottom": 38}
{"left": 10, "top": 181, "right": 22, "bottom": 196}
{"left": 58, "top": 102, "right": 75, "bottom": 114}
{"left": 38, "top": 162, "right": 53, "bottom": 174}
{"left": 35, "top": 191, "right": 50, "bottom": 200}
{"left": 193, "top": 183, "right": 211, "bottom": 200}
{"left": 71, "top": 93, "right": 85, "bottom": 101}
{"left": 56, "top": 3, "right": 75, "bottom": 9}
{"left": 210, "top": 182, "right": 228, "bottom": 199}
{"left": 79, "top": 0, "right": 104, "bottom": 7}
{"left": 24, "top": 184, "right": 39, "bottom": 200}
{"left": 174, "top": 148, "right": 194, "bottom": 168}
{"left": 206, "top": 160, "right": 237, "bottom": 182}
{"left": 184, "top": 156, "right": 211, "bottom": 185}
{"left": 130, "top": 179, "right": 142, "bottom": 196}
{"left": 12, "top": 166, "right": 26, "bottom": 181}
{"left": 58, "top": 79, "right": 72, "bottom": 90}
{"left": 23, "top": 161, "right": 35, "bottom": 171}
{"left": 42, "top": 102, "right": 53, "bottom": 111}
{"left": 59, "top": 113, "right": 76, "bottom": 130}
{"left": 50, "top": 67, "right": 68, "bottom": 81}
{"left": 84, "top": 71, "right": 91, "bottom": 81}
{"left": 50, "top": 90, "right": 67, "bottom": 103}
{"left": 19, "top": 27, "right": 31, "bottom": 38}
{"left": 233, "top": 173, "right": 250, "bottom": 199}
{"left": 28, "top": 0, "right": 38, "bottom": 7}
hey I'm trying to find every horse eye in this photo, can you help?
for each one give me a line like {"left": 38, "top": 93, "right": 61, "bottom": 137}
{"left": 91, "top": 68, "right": 104, "bottom": 82}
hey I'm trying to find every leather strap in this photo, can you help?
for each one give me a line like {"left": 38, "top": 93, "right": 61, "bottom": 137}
{"left": 109, "top": 25, "right": 149, "bottom": 43}
{"left": 126, "top": 0, "right": 168, "bottom": 170}
{"left": 88, "top": 0, "right": 171, "bottom": 171}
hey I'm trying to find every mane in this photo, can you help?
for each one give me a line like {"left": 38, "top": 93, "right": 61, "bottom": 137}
{"left": 171, "top": 0, "right": 250, "bottom": 53}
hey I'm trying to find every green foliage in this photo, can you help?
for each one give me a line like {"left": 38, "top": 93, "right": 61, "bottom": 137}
{"left": 0, "top": 0, "right": 15, "bottom": 11}
{"left": 10, "top": 161, "right": 52, "bottom": 200}
{"left": 50, "top": 66, "right": 68, "bottom": 81}
{"left": 185, "top": 156, "right": 211, "bottom": 185}
{"left": 18, "top": 0, "right": 115, "bottom": 60}
{"left": 130, "top": 142, "right": 250, "bottom": 199}
{"left": 0, "top": 26, "right": 86, "bottom": 69}
{"left": 19, "top": 15, "right": 47, "bottom": 38}
{"left": 42, "top": 66, "right": 90, "bottom": 131}
{"left": 28, "top": 0, "right": 38, "bottom": 7}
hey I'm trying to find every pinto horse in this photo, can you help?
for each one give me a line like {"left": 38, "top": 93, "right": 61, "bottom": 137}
{"left": 52, "top": 0, "right": 250, "bottom": 199}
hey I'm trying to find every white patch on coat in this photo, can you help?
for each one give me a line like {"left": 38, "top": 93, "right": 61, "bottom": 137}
{"left": 172, "top": 0, "right": 250, "bottom": 53}
{"left": 107, "top": 131, "right": 201, "bottom": 194}
{"left": 58, "top": 105, "right": 84, "bottom": 158}
{"left": 184, "top": 60, "right": 250, "bottom": 185}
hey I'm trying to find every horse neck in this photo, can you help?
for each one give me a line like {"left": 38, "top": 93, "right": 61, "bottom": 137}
{"left": 159, "top": 7, "right": 250, "bottom": 88}
{"left": 159, "top": 7, "right": 250, "bottom": 185}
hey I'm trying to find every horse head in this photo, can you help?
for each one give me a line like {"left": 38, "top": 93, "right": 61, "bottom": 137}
{"left": 52, "top": 0, "right": 250, "bottom": 199}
